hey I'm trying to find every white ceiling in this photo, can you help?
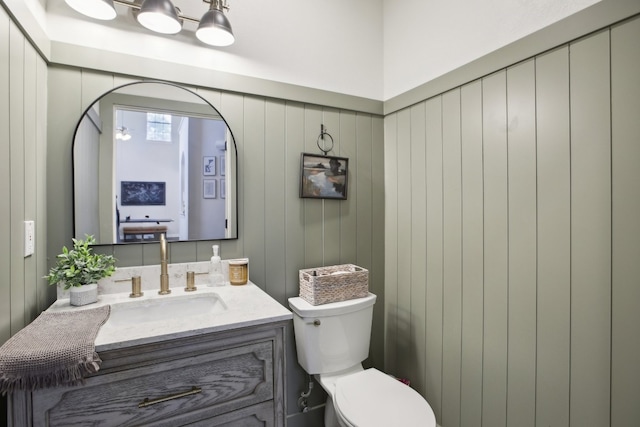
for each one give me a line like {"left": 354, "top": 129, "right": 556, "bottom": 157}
{"left": 22, "top": 0, "right": 603, "bottom": 101}
{"left": 43, "top": 0, "right": 385, "bottom": 100}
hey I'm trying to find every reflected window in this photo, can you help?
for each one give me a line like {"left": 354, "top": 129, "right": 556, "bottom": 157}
{"left": 147, "top": 112, "right": 172, "bottom": 141}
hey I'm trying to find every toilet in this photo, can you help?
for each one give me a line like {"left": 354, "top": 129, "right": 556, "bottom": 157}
{"left": 289, "top": 293, "right": 436, "bottom": 427}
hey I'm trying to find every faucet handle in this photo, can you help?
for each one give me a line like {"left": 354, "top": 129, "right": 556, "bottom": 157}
{"left": 129, "top": 276, "right": 144, "bottom": 298}
{"left": 185, "top": 271, "right": 197, "bottom": 292}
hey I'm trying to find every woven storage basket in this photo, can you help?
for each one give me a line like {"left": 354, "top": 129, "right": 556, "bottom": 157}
{"left": 299, "top": 264, "right": 369, "bottom": 305}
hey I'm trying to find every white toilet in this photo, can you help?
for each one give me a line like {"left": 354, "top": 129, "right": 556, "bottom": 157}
{"left": 289, "top": 293, "right": 436, "bottom": 427}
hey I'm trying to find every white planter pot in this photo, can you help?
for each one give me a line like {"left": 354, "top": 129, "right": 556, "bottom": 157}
{"left": 70, "top": 283, "right": 98, "bottom": 306}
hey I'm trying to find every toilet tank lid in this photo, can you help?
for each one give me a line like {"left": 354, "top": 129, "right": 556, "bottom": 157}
{"left": 288, "top": 293, "right": 376, "bottom": 318}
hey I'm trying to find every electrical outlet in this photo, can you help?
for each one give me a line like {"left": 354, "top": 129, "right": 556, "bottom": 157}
{"left": 24, "top": 220, "right": 35, "bottom": 257}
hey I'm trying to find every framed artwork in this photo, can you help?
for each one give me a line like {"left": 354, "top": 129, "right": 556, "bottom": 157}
{"left": 203, "top": 179, "right": 217, "bottom": 199}
{"left": 220, "top": 179, "right": 226, "bottom": 199}
{"left": 120, "top": 181, "right": 166, "bottom": 205}
{"left": 203, "top": 156, "right": 216, "bottom": 176}
{"left": 300, "top": 153, "right": 348, "bottom": 200}
{"left": 220, "top": 155, "right": 226, "bottom": 176}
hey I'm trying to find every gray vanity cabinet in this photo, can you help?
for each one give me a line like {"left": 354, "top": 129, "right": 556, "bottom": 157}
{"left": 7, "top": 321, "right": 288, "bottom": 427}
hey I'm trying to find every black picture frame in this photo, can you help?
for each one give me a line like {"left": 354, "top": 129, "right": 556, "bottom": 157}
{"left": 120, "top": 181, "right": 166, "bottom": 206}
{"left": 300, "top": 153, "right": 348, "bottom": 200}
{"left": 203, "top": 179, "right": 217, "bottom": 199}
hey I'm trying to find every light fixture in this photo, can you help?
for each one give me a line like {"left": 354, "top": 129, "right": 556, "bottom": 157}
{"left": 116, "top": 127, "right": 132, "bottom": 141}
{"left": 136, "top": 0, "right": 182, "bottom": 35}
{"left": 65, "top": 0, "right": 117, "bottom": 21}
{"left": 64, "top": 0, "right": 235, "bottom": 46}
{"left": 196, "top": 0, "right": 234, "bottom": 47}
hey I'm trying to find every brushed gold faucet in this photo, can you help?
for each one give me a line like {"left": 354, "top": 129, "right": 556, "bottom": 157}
{"left": 159, "top": 233, "right": 171, "bottom": 295}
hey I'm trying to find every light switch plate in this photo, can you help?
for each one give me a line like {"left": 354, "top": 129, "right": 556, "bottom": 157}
{"left": 24, "top": 220, "right": 34, "bottom": 257}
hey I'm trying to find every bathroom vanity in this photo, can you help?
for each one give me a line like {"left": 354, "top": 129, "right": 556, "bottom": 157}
{"left": 7, "top": 278, "right": 292, "bottom": 427}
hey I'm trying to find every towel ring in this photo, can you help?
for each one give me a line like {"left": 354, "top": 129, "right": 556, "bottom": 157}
{"left": 317, "top": 125, "right": 334, "bottom": 155}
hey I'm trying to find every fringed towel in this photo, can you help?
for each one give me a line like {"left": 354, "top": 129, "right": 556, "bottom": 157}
{"left": 0, "top": 305, "right": 111, "bottom": 395}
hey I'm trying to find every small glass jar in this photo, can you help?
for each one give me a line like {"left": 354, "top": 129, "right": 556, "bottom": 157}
{"left": 228, "top": 258, "right": 249, "bottom": 285}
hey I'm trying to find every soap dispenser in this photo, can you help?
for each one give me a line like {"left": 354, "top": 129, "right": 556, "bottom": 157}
{"left": 209, "top": 245, "right": 224, "bottom": 286}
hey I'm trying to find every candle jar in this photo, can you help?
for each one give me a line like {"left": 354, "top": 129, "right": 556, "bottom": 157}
{"left": 228, "top": 259, "right": 249, "bottom": 285}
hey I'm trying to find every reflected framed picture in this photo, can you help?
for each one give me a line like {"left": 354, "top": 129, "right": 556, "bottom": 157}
{"left": 221, "top": 179, "right": 226, "bottom": 199}
{"left": 120, "top": 181, "right": 166, "bottom": 206}
{"left": 204, "top": 179, "right": 217, "bottom": 199}
{"left": 203, "top": 156, "right": 216, "bottom": 176}
{"left": 300, "top": 153, "right": 348, "bottom": 200}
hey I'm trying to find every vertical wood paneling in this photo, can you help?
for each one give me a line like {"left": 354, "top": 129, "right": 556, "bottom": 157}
{"left": 611, "top": 16, "right": 640, "bottom": 426}
{"left": 425, "top": 96, "right": 443, "bottom": 421}
{"left": 442, "top": 88, "right": 462, "bottom": 427}
{"left": 264, "top": 99, "right": 286, "bottom": 304}
{"left": 482, "top": 70, "right": 508, "bottom": 427}
{"left": 303, "top": 106, "right": 324, "bottom": 267}
{"left": 47, "top": 66, "right": 83, "bottom": 279}
{"left": 460, "top": 80, "right": 484, "bottom": 427}
{"left": 23, "top": 40, "right": 38, "bottom": 323}
{"left": 383, "top": 113, "right": 398, "bottom": 372}
{"left": 339, "top": 110, "right": 357, "bottom": 264}
{"left": 0, "top": 8, "right": 48, "bottom": 343}
{"left": 535, "top": 46, "right": 571, "bottom": 427}
{"left": 506, "top": 59, "right": 537, "bottom": 427}
{"left": 80, "top": 71, "right": 113, "bottom": 112}
{"left": 284, "top": 102, "right": 305, "bottom": 300}
{"left": 243, "top": 96, "right": 267, "bottom": 288}
{"left": 395, "top": 108, "right": 413, "bottom": 381}
{"left": 409, "top": 102, "right": 426, "bottom": 395}
{"left": 384, "top": 17, "right": 639, "bottom": 427}
{"left": 9, "top": 21, "right": 26, "bottom": 335}
{"left": 283, "top": 102, "right": 307, "bottom": 417}
{"left": 322, "top": 109, "right": 342, "bottom": 267}
{"left": 35, "top": 54, "right": 47, "bottom": 313}
{"left": 218, "top": 91, "right": 245, "bottom": 260}
{"left": 370, "top": 116, "right": 385, "bottom": 369}
{"left": 355, "top": 114, "right": 373, "bottom": 273}
{"left": 569, "top": 30, "right": 611, "bottom": 427}
{"left": 0, "top": 8, "right": 11, "bottom": 344}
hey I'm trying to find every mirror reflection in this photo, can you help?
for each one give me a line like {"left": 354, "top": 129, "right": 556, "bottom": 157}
{"left": 73, "top": 81, "right": 238, "bottom": 244}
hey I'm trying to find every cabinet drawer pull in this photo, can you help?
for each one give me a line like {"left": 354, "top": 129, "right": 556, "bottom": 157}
{"left": 138, "top": 386, "right": 202, "bottom": 408}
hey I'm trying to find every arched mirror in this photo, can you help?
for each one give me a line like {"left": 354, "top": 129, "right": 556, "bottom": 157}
{"left": 73, "top": 81, "right": 238, "bottom": 245}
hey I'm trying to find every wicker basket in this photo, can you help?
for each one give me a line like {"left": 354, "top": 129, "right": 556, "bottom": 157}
{"left": 299, "top": 264, "right": 369, "bottom": 305}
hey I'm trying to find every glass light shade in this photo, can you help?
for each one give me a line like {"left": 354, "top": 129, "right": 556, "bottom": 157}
{"left": 137, "top": 0, "right": 182, "bottom": 35}
{"left": 196, "top": 9, "right": 235, "bottom": 47}
{"left": 65, "top": 0, "right": 117, "bottom": 20}
{"left": 116, "top": 128, "right": 132, "bottom": 141}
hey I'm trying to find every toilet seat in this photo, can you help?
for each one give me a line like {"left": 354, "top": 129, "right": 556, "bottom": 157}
{"left": 333, "top": 368, "right": 436, "bottom": 427}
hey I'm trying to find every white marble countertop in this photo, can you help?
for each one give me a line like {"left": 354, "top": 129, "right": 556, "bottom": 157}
{"left": 47, "top": 282, "right": 292, "bottom": 352}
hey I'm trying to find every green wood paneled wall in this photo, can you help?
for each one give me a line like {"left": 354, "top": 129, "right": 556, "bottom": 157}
{"left": 384, "top": 16, "right": 640, "bottom": 427}
{"left": 45, "top": 66, "right": 385, "bottom": 423}
{"left": 0, "top": 5, "right": 48, "bottom": 344}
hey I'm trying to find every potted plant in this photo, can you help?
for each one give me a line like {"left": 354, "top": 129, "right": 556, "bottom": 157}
{"left": 45, "top": 235, "right": 116, "bottom": 306}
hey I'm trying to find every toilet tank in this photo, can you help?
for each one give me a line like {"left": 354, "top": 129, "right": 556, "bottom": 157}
{"left": 288, "top": 293, "right": 377, "bottom": 375}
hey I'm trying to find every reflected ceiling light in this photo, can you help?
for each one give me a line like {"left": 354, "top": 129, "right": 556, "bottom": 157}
{"left": 136, "top": 0, "right": 182, "bottom": 35}
{"left": 116, "top": 127, "right": 132, "bottom": 141}
{"left": 196, "top": 0, "right": 234, "bottom": 47}
{"left": 65, "top": 0, "right": 117, "bottom": 21}
{"left": 64, "top": 0, "right": 235, "bottom": 46}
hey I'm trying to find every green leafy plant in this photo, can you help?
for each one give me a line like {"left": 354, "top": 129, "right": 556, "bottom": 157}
{"left": 45, "top": 235, "right": 116, "bottom": 289}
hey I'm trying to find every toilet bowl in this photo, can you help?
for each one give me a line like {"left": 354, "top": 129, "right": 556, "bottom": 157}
{"left": 318, "top": 366, "right": 436, "bottom": 427}
{"left": 289, "top": 294, "right": 436, "bottom": 427}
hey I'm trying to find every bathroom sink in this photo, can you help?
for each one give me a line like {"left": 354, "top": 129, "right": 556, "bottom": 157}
{"left": 106, "top": 293, "right": 227, "bottom": 327}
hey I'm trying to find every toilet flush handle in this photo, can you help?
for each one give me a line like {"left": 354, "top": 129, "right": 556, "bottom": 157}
{"left": 314, "top": 319, "right": 321, "bottom": 326}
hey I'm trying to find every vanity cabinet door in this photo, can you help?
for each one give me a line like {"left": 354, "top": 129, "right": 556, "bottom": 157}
{"left": 181, "top": 401, "right": 275, "bottom": 427}
{"left": 29, "top": 341, "right": 273, "bottom": 427}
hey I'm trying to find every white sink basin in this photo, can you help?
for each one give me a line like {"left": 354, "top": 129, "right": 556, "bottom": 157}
{"left": 107, "top": 293, "right": 227, "bottom": 327}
